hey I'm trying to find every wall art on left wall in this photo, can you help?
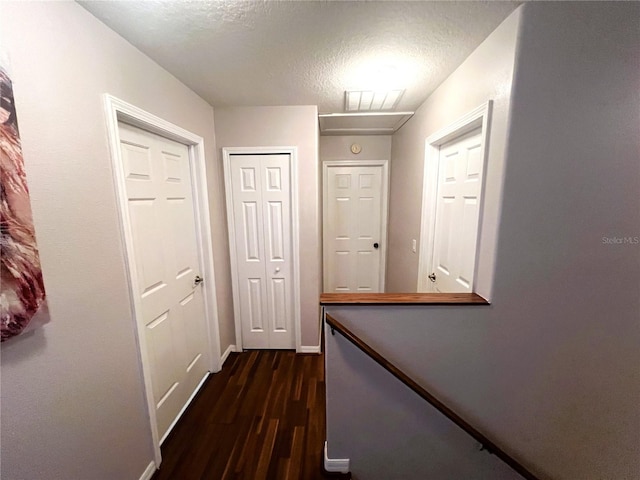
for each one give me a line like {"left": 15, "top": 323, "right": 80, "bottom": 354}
{"left": 0, "top": 54, "right": 50, "bottom": 341}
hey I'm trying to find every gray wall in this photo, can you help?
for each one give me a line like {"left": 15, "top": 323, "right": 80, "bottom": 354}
{"left": 325, "top": 3, "right": 640, "bottom": 479}
{"left": 320, "top": 135, "right": 392, "bottom": 162}
{"left": 387, "top": 7, "right": 520, "bottom": 295}
{"left": 325, "top": 323, "right": 524, "bottom": 480}
{"left": 0, "top": 2, "right": 232, "bottom": 479}
{"left": 214, "top": 106, "right": 321, "bottom": 348}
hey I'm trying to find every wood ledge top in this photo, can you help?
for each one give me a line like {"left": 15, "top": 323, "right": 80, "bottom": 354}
{"left": 320, "top": 292, "right": 489, "bottom": 305}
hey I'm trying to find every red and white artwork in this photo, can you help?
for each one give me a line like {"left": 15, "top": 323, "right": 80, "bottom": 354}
{"left": 1, "top": 60, "right": 49, "bottom": 341}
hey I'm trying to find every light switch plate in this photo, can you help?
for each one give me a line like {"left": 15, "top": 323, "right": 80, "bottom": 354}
{"left": 412, "top": 239, "right": 417, "bottom": 253}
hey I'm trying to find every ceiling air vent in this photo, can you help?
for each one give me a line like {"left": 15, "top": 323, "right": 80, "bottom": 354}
{"left": 345, "top": 89, "right": 404, "bottom": 112}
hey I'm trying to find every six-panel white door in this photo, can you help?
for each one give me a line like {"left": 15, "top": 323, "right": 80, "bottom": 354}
{"left": 118, "top": 123, "right": 210, "bottom": 441}
{"left": 430, "top": 127, "right": 484, "bottom": 293}
{"left": 324, "top": 163, "right": 387, "bottom": 292}
{"left": 229, "top": 154, "right": 294, "bottom": 349}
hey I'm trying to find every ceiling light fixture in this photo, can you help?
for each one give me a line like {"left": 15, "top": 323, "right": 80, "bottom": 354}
{"left": 345, "top": 89, "right": 404, "bottom": 112}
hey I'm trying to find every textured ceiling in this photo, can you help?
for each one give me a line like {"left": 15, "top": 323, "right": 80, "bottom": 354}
{"left": 80, "top": 1, "right": 519, "bottom": 114}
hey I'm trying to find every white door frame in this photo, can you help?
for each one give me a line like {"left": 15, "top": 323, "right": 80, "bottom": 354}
{"left": 222, "top": 146, "right": 302, "bottom": 353}
{"left": 103, "top": 94, "right": 222, "bottom": 466}
{"left": 322, "top": 160, "right": 390, "bottom": 292}
{"left": 417, "top": 101, "right": 493, "bottom": 293}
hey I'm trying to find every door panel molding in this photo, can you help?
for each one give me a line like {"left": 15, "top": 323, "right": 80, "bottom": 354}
{"left": 323, "top": 160, "right": 389, "bottom": 293}
{"left": 222, "top": 147, "right": 301, "bottom": 353}
{"left": 417, "top": 101, "right": 493, "bottom": 293}
{"left": 103, "top": 94, "right": 221, "bottom": 467}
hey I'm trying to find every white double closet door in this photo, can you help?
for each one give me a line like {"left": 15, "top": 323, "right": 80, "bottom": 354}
{"left": 118, "top": 123, "right": 210, "bottom": 442}
{"left": 228, "top": 154, "right": 295, "bottom": 350}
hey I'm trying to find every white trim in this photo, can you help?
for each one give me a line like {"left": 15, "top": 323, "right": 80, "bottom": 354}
{"left": 324, "top": 441, "right": 350, "bottom": 474}
{"left": 103, "top": 94, "right": 222, "bottom": 466}
{"left": 299, "top": 345, "right": 321, "bottom": 354}
{"left": 318, "top": 111, "right": 414, "bottom": 135}
{"left": 221, "top": 344, "right": 237, "bottom": 365}
{"left": 417, "top": 101, "right": 493, "bottom": 293}
{"left": 322, "top": 160, "right": 390, "bottom": 292}
{"left": 138, "top": 461, "right": 156, "bottom": 480}
{"left": 222, "top": 146, "right": 302, "bottom": 353}
{"left": 160, "top": 372, "right": 210, "bottom": 444}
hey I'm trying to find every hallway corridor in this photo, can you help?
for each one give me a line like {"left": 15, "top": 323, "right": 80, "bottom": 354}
{"left": 151, "top": 350, "right": 349, "bottom": 480}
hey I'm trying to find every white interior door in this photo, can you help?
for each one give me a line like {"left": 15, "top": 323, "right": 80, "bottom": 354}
{"left": 323, "top": 162, "right": 388, "bottom": 292}
{"left": 430, "top": 127, "right": 484, "bottom": 293}
{"left": 228, "top": 154, "right": 294, "bottom": 350}
{"left": 118, "top": 122, "right": 210, "bottom": 441}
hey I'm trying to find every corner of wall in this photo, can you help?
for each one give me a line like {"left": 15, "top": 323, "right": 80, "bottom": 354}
{"left": 323, "top": 441, "right": 350, "bottom": 474}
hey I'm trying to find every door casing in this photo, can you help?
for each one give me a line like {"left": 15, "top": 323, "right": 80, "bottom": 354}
{"left": 417, "top": 101, "right": 493, "bottom": 293}
{"left": 222, "top": 146, "right": 302, "bottom": 353}
{"left": 322, "top": 160, "right": 389, "bottom": 293}
{"left": 103, "top": 94, "right": 222, "bottom": 467}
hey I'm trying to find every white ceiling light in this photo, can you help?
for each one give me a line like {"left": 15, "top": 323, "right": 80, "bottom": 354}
{"left": 345, "top": 89, "right": 405, "bottom": 112}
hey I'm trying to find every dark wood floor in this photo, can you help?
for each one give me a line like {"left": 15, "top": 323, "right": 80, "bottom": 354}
{"left": 151, "top": 350, "right": 350, "bottom": 480}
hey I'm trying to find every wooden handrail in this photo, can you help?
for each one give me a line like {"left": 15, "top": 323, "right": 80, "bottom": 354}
{"left": 325, "top": 314, "right": 540, "bottom": 480}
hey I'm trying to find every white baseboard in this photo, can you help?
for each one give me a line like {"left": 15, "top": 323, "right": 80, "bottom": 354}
{"left": 138, "top": 461, "right": 156, "bottom": 480}
{"left": 299, "top": 345, "right": 321, "bottom": 354}
{"left": 324, "top": 441, "right": 350, "bottom": 473}
{"left": 221, "top": 344, "right": 236, "bottom": 365}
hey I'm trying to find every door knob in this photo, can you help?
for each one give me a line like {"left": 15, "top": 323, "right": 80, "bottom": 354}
{"left": 275, "top": 267, "right": 280, "bottom": 273}
{"left": 373, "top": 242, "right": 379, "bottom": 249}
{"left": 194, "top": 275, "right": 204, "bottom": 286}
{"left": 428, "top": 273, "right": 436, "bottom": 282}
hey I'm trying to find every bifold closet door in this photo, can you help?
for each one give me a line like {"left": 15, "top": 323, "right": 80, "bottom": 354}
{"left": 229, "top": 154, "right": 294, "bottom": 349}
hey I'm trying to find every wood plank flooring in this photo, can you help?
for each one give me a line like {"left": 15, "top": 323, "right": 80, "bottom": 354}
{"left": 151, "top": 350, "right": 350, "bottom": 480}
{"left": 320, "top": 292, "right": 489, "bottom": 305}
